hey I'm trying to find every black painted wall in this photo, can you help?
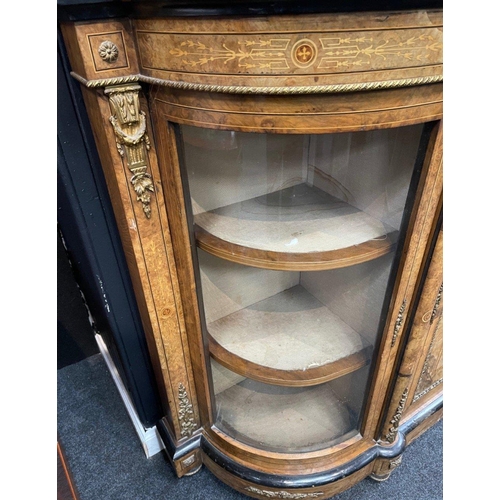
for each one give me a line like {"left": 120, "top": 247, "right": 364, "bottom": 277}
{"left": 58, "top": 229, "right": 99, "bottom": 370}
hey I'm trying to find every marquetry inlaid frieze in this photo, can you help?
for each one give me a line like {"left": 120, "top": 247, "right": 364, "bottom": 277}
{"left": 136, "top": 28, "right": 442, "bottom": 76}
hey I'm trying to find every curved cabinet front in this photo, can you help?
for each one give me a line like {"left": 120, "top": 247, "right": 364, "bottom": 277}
{"left": 61, "top": 7, "right": 443, "bottom": 498}
{"left": 151, "top": 78, "right": 443, "bottom": 496}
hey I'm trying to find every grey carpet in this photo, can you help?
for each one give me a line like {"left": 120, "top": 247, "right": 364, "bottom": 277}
{"left": 57, "top": 354, "right": 443, "bottom": 500}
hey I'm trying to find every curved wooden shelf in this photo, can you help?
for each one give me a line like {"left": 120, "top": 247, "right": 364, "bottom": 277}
{"left": 197, "top": 226, "right": 397, "bottom": 271}
{"left": 194, "top": 184, "right": 398, "bottom": 271}
{"left": 211, "top": 360, "right": 357, "bottom": 453}
{"left": 210, "top": 337, "right": 372, "bottom": 387}
{"left": 207, "top": 285, "right": 373, "bottom": 387}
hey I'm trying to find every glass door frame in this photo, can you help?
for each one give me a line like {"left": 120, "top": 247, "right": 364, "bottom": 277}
{"left": 150, "top": 83, "right": 443, "bottom": 471}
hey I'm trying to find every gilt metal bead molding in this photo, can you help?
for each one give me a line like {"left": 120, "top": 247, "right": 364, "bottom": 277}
{"left": 140, "top": 75, "right": 443, "bottom": 94}
{"left": 98, "top": 41, "right": 119, "bottom": 63}
{"left": 104, "top": 84, "right": 154, "bottom": 219}
{"left": 412, "top": 378, "right": 443, "bottom": 402}
{"left": 245, "top": 487, "right": 324, "bottom": 499}
{"left": 71, "top": 71, "right": 443, "bottom": 95}
{"left": 71, "top": 72, "right": 141, "bottom": 87}
{"left": 391, "top": 299, "right": 407, "bottom": 347}
{"left": 385, "top": 388, "right": 409, "bottom": 443}
{"left": 430, "top": 283, "right": 443, "bottom": 324}
{"left": 178, "top": 383, "right": 197, "bottom": 438}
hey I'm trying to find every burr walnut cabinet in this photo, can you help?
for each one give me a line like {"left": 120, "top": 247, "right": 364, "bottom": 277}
{"left": 60, "top": 5, "right": 443, "bottom": 498}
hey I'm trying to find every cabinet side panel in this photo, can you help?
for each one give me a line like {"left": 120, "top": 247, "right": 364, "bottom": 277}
{"left": 58, "top": 31, "right": 163, "bottom": 426}
{"left": 61, "top": 21, "right": 202, "bottom": 443}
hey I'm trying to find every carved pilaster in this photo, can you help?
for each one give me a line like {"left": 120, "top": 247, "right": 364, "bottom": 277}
{"left": 104, "top": 84, "right": 154, "bottom": 218}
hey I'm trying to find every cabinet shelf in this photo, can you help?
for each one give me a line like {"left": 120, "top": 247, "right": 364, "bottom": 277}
{"left": 195, "top": 184, "right": 398, "bottom": 271}
{"left": 207, "top": 285, "right": 372, "bottom": 387}
{"left": 212, "top": 361, "right": 356, "bottom": 453}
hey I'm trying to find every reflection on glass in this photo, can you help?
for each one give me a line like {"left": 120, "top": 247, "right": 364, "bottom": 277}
{"left": 179, "top": 124, "right": 424, "bottom": 452}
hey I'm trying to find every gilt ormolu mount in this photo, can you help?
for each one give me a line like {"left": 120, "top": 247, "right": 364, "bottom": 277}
{"left": 105, "top": 84, "right": 154, "bottom": 219}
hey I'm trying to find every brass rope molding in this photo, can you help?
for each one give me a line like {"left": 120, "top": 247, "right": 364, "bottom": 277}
{"left": 71, "top": 71, "right": 443, "bottom": 95}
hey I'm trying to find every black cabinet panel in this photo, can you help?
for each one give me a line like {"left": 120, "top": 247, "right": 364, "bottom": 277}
{"left": 57, "top": 228, "right": 99, "bottom": 370}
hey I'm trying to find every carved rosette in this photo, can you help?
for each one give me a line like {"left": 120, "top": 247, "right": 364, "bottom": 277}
{"left": 178, "top": 383, "right": 197, "bottom": 438}
{"left": 104, "top": 84, "right": 154, "bottom": 218}
{"left": 98, "top": 41, "right": 119, "bottom": 63}
{"left": 384, "top": 388, "right": 409, "bottom": 443}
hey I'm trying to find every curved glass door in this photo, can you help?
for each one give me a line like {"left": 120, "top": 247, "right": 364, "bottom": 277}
{"left": 178, "top": 124, "right": 426, "bottom": 453}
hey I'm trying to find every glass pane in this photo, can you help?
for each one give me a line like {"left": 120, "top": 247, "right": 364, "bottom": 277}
{"left": 211, "top": 358, "right": 364, "bottom": 453}
{"left": 178, "top": 124, "right": 425, "bottom": 452}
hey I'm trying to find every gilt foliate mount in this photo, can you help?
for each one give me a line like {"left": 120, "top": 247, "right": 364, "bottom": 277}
{"left": 245, "top": 487, "right": 324, "bottom": 499}
{"left": 105, "top": 84, "right": 155, "bottom": 219}
{"left": 178, "top": 383, "right": 198, "bottom": 438}
{"left": 384, "top": 388, "right": 409, "bottom": 443}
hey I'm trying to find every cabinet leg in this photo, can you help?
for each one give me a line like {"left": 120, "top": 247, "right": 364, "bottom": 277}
{"left": 174, "top": 451, "right": 203, "bottom": 477}
{"left": 183, "top": 463, "right": 203, "bottom": 476}
{"left": 370, "top": 455, "right": 403, "bottom": 482}
{"left": 157, "top": 418, "right": 203, "bottom": 477}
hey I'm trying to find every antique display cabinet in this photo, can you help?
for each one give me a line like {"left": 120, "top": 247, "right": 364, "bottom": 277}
{"left": 60, "top": 2, "right": 443, "bottom": 497}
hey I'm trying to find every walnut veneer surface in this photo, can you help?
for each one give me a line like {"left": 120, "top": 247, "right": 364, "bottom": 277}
{"left": 60, "top": 6, "right": 443, "bottom": 498}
